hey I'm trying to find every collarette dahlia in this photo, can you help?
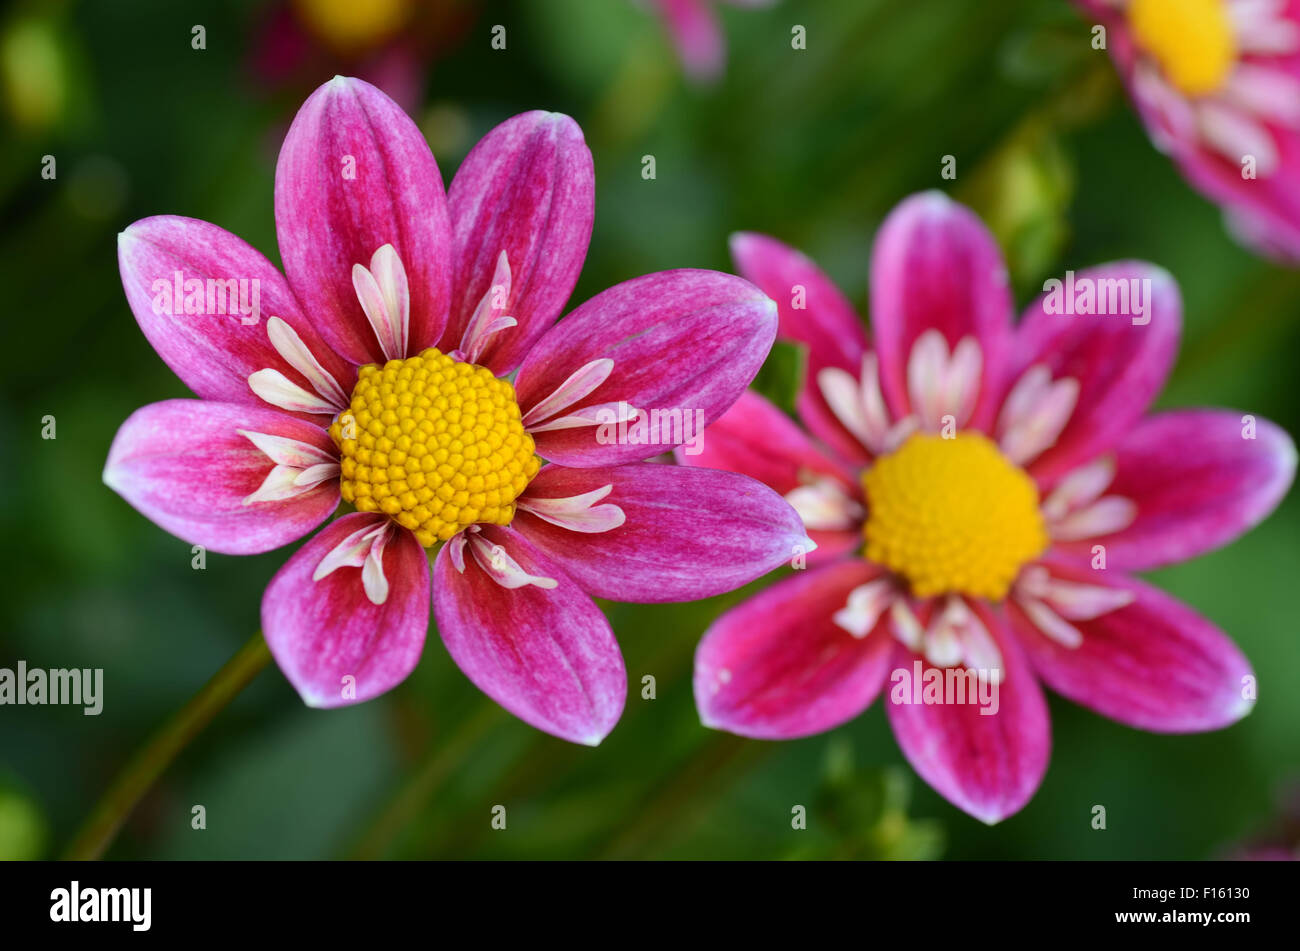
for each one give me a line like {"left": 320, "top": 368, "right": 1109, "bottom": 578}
{"left": 104, "top": 76, "right": 808, "bottom": 745}
{"left": 1077, "top": 0, "right": 1300, "bottom": 260}
{"left": 684, "top": 191, "right": 1296, "bottom": 822}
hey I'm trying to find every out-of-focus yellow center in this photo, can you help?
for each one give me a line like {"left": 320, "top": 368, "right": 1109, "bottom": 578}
{"left": 291, "top": 0, "right": 411, "bottom": 55}
{"left": 1128, "top": 0, "right": 1237, "bottom": 97}
{"left": 862, "top": 433, "right": 1047, "bottom": 601}
{"left": 330, "top": 349, "right": 539, "bottom": 548}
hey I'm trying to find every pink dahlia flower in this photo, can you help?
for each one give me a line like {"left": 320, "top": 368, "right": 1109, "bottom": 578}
{"left": 684, "top": 191, "right": 1296, "bottom": 822}
{"left": 645, "top": 0, "right": 775, "bottom": 82}
{"left": 1078, "top": 0, "right": 1300, "bottom": 260}
{"left": 104, "top": 76, "right": 807, "bottom": 746}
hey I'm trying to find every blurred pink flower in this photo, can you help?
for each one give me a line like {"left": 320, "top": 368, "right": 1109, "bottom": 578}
{"left": 105, "top": 77, "right": 806, "bottom": 745}
{"left": 1078, "top": 0, "right": 1300, "bottom": 261}
{"left": 647, "top": 0, "right": 775, "bottom": 82}
{"left": 684, "top": 191, "right": 1295, "bottom": 822}
{"left": 250, "top": 0, "right": 476, "bottom": 113}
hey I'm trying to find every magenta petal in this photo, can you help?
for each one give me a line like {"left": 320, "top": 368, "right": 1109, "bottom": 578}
{"left": 885, "top": 605, "right": 1050, "bottom": 824}
{"left": 432, "top": 525, "right": 626, "bottom": 744}
{"left": 1059, "top": 410, "right": 1297, "bottom": 570}
{"left": 262, "top": 513, "right": 430, "bottom": 707}
{"left": 513, "top": 462, "right": 810, "bottom": 602}
{"left": 695, "top": 560, "right": 895, "bottom": 739}
{"left": 274, "top": 76, "right": 452, "bottom": 365}
{"left": 677, "top": 389, "right": 857, "bottom": 494}
{"left": 118, "top": 216, "right": 355, "bottom": 417}
{"left": 514, "top": 269, "right": 777, "bottom": 466}
{"left": 729, "top": 232, "right": 868, "bottom": 377}
{"left": 1012, "top": 262, "right": 1181, "bottom": 485}
{"left": 103, "top": 400, "right": 339, "bottom": 555}
{"left": 677, "top": 389, "right": 862, "bottom": 562}
{"left": 730, "top": 232, "right": 875, "bottom": 464}
{"left": 869, "top": 191, "right": 1014, "bottom": 430}
{"left": 1012, "top": 563, "right": 1255, "bottom": 732}
{"left": 444, "top": 111, "right": 594, "bottom": 375}
{"left": 655, "top": 0, "right": 725, "bottom": 82}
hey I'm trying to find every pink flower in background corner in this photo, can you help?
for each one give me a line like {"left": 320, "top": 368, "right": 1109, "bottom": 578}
{"left": 682, "top": 191, "right": 1296, "bottom": 823}
{"left": 646, "top": 0, "right": 776, "bottom": 82}
{"left": 250, "top": 0, "right": 477, "bottom": 114}
{"left": 104, "top": 76, "right": 807, "bottom": 746}
{"left": 1077, "top": 0, "right": 1300, "bottom": 261}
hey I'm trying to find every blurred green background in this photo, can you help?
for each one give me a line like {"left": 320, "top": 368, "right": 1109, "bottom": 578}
{"left": 2, "top": 0, "right": 1298, "bottom": 860}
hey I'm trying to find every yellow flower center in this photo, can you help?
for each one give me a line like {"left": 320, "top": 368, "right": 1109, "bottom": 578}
{"left": 1128, "top": 0, "right": 1237, "bottom": 97}
{"left": 862, "top": 433, "right": 1047, "bottom": 601}
{"left": 330, "top": 348, "right": 540, "bottom": 548}
{"left": 291, "top": 0, "right": 411, "bottom": 55}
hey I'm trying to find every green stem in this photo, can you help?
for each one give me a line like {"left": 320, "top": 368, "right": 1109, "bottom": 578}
{"left": 63, "top": 631, "right": 272, "bottom": 860}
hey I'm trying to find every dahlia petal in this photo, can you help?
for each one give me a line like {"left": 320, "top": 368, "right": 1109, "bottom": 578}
{"left": 456, "top": 250, "right": 513, "bottom": 364}
{"left": 432, "top": 525, "right": 626, "bottom": 745}
{"left": 885, "top": 605, "right": 1050, "bottom": 825}
{"left": 1198, "top": 101, "right": 1278, "bottom": 174}
{"left": 1011, "top": 564, "right": 1256, "bottom": 732}
{"left": 466, "top": 530, "right": 558, "bottom": 590}
{"left": 512, "top": 463, "right": 811, "bottom": 602}
{"left": 997, "top": 368, "right": 1079, "bottom": 466}
{"left": 264, "top": 316, "right": 349, "bottom": 409}
{"left": 1049, "top": 495, "right": 1138, "bottom": 542}
{"left": 519, "top": 358, "right": 614, "bottom": 429}
{"left": 695, "top": 560, "right": 896, "bottom": 739}
{"left": 675, "top": 389, "right": 856, "bottom": 495}
{"left": 1011, "top": 262, "right": 1181, "bottom": 485}
{"left": 785, "top": 476, "right": 863, "bottom": 532}
{"left": 890, "top": 600, "right": 926, "bottom": 652}
{"left": 236, "top": 429, "right": 337, "bottom": 469}
{"left": 728, "top": 231, "right": 868, "bottom": 376}
{"left": 513, "top": 270, "right": 777, "bottom": 466}
{"left": 118, "top": 217, "right": 354, "bottom": 418}
{"left": 869, "top": 191, "right": 1013, "bottom": 431}
{"left": 247, "top": 369, "right": 341, "bottom": 416}
{"left": 1041, "top": 455, "right": 1116, "bottom": 522}
{"left": 262, "top": 513, "right": 429, "bottom": 707}
{"left": 674, "top": 389, "right": 862, "bottom": 561}
{"left": 832, "top": 578, "right": 899, "bottom": 638}
{"left": 1015, "top": 595, "right": 1085, "bottom": 649}
{"left": 906, "top": 330, "right": 985, "bottom": 431}
{"left": 444, "top": 111, "right": 594, "bottom": 375}
{"left": 103, "top": 400, "right": 339, "bottom": 555}
{"left": 524, "top": 401, "right": 640, "bottom": 434}
{"left": 515, "top": 484, "right": 626, "bottom": 534}
{"left": 274, "top": 76, "right": 452, "bottom": 365}
{"left": 1057, "top": 410, "right": 1297, "bottom": 570}
{"left": 351, "top": 244, "right": 410, "bottom": 361}
{"left": 1223, "top": 65, "right": 1300, "bottom": 127}
{"left": 1017, "top": 564, "right": 1135, "bottom": 621}
{"left": 730, "top": 231, "right": 872, "bottom": 464}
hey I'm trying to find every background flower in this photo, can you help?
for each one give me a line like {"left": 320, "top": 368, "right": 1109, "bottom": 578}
{"left": 685, "top": 192, "right": 1294, "bottom": 822}
{"left": 1075, "top": 0, "right": 1300, "bottom": 261}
